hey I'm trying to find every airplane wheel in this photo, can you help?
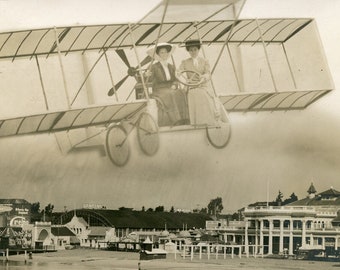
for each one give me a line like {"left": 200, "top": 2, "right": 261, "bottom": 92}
{"left": 106, "top": 125, "right": 130, "bottom": 166}
{"left": 137, "top": 112, "right": 159, "bottom": 156}
{"left": 206, "top": 121, "right": 231, "bottom": 149}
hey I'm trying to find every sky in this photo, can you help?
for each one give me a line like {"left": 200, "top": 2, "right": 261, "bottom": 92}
{"left": 0, "top": 0, "right": 340, "bottom": 213}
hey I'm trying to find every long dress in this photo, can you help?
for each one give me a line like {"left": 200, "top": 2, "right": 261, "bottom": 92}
{"left": 150, "top": 61, "right": 188, "bottom": 126}
{"left": 178, "top": 57, "right": 222, "bottom": 126}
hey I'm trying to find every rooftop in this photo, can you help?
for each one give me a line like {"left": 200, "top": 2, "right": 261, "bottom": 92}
{"left": 56, "top": 209, "right": 212, "bottom": 230}
{"left": 289, "top": 187, "right": 340, "bottom": 207}
{"left": 88, "top": 226, "right": 112, "bottom": 236}
{"left": 0, "top": 199, "right": 31, "bottom": 205}
{"left": 51, "top": 226, "right": 76, "bottom": 237}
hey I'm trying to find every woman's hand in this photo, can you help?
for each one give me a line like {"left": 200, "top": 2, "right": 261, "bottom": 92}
{"left": 144, "top": 70, "right": 152, "bottom": 77}
{"left": 201, "top": 73, "right": 210, "bottom": 82}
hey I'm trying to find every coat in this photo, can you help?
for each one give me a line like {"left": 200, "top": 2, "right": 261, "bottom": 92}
{"left": 149, "top": 61, "right": 187, "bottom": 126}
{"left": 150, "top": 61, "right": 177, "bottom": 91}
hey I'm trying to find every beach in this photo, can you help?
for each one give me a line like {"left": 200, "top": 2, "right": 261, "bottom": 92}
{"left": 1, "top": 249, "right": 339, "bottom": 270}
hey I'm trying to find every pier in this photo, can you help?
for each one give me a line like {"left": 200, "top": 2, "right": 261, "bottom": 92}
{"left": 177, "top": 244, "right": 261, "bottom": 260}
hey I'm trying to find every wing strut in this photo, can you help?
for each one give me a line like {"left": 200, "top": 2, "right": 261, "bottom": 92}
{"left": 200, "top": 3, "right": 233, "bottom": 23}
{"left": 211, "top": 0, "right": 245, "bottom": 94}
{"left": 35, "top": 55, "right": 49, "bottom": 110}
{"left": 282, "top": 43, "right": 297, "bottom": 89}
{"left": 73, "top": 26, "right": 131, "bottom": 105}
{"left": 147, "top": 0, "right": 169, "bottom": 61}
{"left": 226, "top": 43, "right": 243, "bottom": 92}
{"left": 142, "top": 0, "right": 170, "bottom": 99}
{"left": 193, "top": 23, "right": 220, "bottom": 98}
{"left": 255, "top": 19, "right": 278, "bottom": 92}
{"left": 104, "top": 52, "right": 119, "bottom": 102}
{"left": 128, "top": 23, "right": 150, "bottom": 100}
{"left": 54, "top": 26, "right": 71, "bottom": 109}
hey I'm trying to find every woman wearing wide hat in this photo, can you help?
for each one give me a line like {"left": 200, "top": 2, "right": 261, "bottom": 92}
{"left": 178, "top": 39, "right": 227, "bottom": 126}
{"left": 146, "top": 42, "right": 188, "bottom": 126}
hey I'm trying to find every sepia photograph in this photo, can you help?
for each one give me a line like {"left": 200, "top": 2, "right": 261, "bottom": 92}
{"left": 0, "top": 0, "right": 339, "bottom": 269}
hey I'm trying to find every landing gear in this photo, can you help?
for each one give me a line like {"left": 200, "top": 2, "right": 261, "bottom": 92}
{"left": 106, "top": 125, "right": 130, "bottom": 167}
{"left": 206, "top": 121, "right": 231, "bottom": 149}
{"left": 137, "top": 112, "right": 159, "bottom": 156}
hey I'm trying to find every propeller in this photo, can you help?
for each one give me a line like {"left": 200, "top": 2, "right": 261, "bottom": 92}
{"left": 108, "top": 49, "right": 152, "bottom": 96}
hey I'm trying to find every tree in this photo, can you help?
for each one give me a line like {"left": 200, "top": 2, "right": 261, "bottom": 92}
{"left": 118, "top": 207, "right": 133, "bottom": 211}
{"left": 146, "top": 208, "right": 153, "bottom": 212}
{"left": 289, "top": 192, "right": 298, "bottom": 202}
{"left": 30, "top": 202, "right": 40, "bottom": 214}
{"left": 282, "top": 192, "right": 298, "bottom": 205}
{"left": 40, "top": 203, "right": 54, "bottom": 222}
{"left": 142, "top": 206, "right": 145, "bottom": 212}
{"left": 170, "top": 206, "right": 174, "bottom": 213}
{"left": 207, "top": 197, "right": 223, "bottom": 216}
{"left": 30, "top": 202, "right": 43, "bottom": 223}
{"left": 231, "top": 212, "right": 239, "bottom": 221}
{"left": 200, "top": 208, "right": 207, "bottom": 214}
{"left": 275, "top": 190, "right": 283, "bottom": 205}
{"left": 43, "top": 203, "right": 54, "bottom": 216}
{"left": 155, "top": 206, "right": 164, "bottom": 212}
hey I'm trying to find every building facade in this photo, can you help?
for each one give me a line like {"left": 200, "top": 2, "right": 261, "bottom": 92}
{"left": 0, "top": 199, "right": 31, "bottom": 227}
{"left": 51, "top": 226, "right": 77, "bottom": 250}
{"left": 206, "top": 184, "right": 340, "bottom": 256}
{"left": 66, "top": 214, "right": 91, "bottom": 246}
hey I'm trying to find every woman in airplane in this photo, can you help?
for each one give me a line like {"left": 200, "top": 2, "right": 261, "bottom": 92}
{"left": 177, "top": 39, "right": 227, "bottom": 126}
{"left": 146, "top": 43, "right": 188, "bottom": 127}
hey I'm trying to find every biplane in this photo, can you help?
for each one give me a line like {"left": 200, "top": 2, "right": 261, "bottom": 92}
{"left": 0, "top": 0, "right": 333, "bottom": 166}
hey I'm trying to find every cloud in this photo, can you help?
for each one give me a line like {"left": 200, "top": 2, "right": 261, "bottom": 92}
{"left": 1, "top": 103, "right": 339, "bottom": 213}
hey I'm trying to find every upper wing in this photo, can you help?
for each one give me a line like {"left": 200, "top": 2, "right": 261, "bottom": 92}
{"left": 0, "top": 18, "right": 312, "bottom": 61}
{"left": 0, "top": 101, "right": 146, "bottom": 138}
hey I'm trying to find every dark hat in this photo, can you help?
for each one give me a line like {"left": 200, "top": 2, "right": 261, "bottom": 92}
{"left": 184, "top": 39, "right": 201, "bottom": 50}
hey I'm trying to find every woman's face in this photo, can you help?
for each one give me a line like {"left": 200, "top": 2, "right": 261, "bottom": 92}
{"left": 157, "top": 48, "right": 169, "bottom": 61}
{"left": 188, "top": 46, "right": 199, "bottom": 58}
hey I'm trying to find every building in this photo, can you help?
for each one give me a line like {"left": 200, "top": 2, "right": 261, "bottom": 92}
{"left": 0, "top": 199, "right": 31, "bottom": 227}
{"left": 206, "top": 184, "right": 340, "bottom": 256}
{"left": 56, "top": 208, "right": 211, "bottom": 237}
{"left": 56, "top": 209, "right": 212, "bottom": 251}
{"left": 51, "top": 226, "right": 77, "bottom": 250}
{"left": 65, "top": 214, "right": 91, "bottom": 247}
{"left": 0, "top": 221, "right": 54, "bottom": 250}
{"left": 64, "top": 213, "right": 118, "bottom": 248}
{"left": 87, "top": 226, "right": 116, "bottom": 249}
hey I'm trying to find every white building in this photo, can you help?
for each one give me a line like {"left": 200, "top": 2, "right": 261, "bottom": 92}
{"left": 51, "top": 225, "right": 77, "bottom": 250}
{"left": 206, "top": 184, "right": 340, "bottom": 256}
{"left": 66, "top": 214, "right": 91, "bottom": 246}
{"left": 65, "top": 213, "right": 117, "bottom": 248}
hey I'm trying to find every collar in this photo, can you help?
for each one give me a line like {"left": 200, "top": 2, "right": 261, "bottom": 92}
{"left": 159, "top": 60, "right": 168, "bottom": 66}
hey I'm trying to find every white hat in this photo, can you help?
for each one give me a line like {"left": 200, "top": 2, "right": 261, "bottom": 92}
{"left": 147, "top": 42, "right": 176, "bottom": 61}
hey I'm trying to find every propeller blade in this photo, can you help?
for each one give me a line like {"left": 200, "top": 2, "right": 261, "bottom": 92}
{"left": 108, "top": 52, "right": 152, "bottom": 97}
{"left": 116, "top": 49, "right": 131, "bottom": 68}
{"left": 107, "top": 75, "right": 128, "bottom": 96}
{"left": 140, "top": 55, "right": 152, "bottom": 67}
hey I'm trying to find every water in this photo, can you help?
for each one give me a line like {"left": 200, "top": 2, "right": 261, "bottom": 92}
{"left": 0, "top": 260, "right": 116, "bottom": 270}
{"left": 2, "top": 259, "right": 340, "bottom": 270}
{"left": 1, "top": 251, "right": 340, "bottom": 270}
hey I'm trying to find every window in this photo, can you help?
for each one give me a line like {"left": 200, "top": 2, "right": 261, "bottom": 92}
{"left": 273, "top": 220, "right": 280, "bottom": 228}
